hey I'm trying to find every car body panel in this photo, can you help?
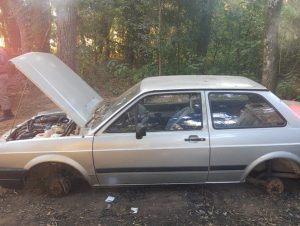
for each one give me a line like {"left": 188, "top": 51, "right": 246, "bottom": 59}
{"left": 11, "top": 52, "right": 103, "bottom": 128}
{"left": 284, "top": 100, "right": 300, "bottom": 118}
{"left": 139, "top": 75, "right": 267, "bottom": 93}
{"left": 241, "top": 151, "right": 300, "bottom": 182}
{"left": 205, "top": 91, "right": 300, "bottom": 182}
{"left": 93, "top": 131, "right": 210, "bottom": 185}
{"left": 0, "top": 58, "right": 300, "bottom": 189}
{"left": 93, "top": 91, "right": 210, "bottom": 185}
{"left": 0, "top": 136, "right": 98, "bottom": 185}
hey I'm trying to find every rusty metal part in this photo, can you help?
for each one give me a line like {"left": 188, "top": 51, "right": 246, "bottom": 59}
{"left": 272, "top": 159, "right": 300, "bottom": 175}
{"left": 47, "top": 176, "right": 71, "bottom": 197}
{"left": 246, "top": 177, "right": 266, "bottom": 187}
{"left": 272, "top": 172, "right": 300, "bottom": 179}
{"left": 265, "top": 178, "right": 284, "bottom": 194}
{"left": 246, "top": 177, "right": 284, "bottom": 194}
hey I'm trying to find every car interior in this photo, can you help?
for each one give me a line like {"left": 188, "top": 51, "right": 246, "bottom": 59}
{"left": 209, "top": 93, "right": 286, "bottom": 129}
{"left": 105, "top": 94, "right": 203, "bottom": 133}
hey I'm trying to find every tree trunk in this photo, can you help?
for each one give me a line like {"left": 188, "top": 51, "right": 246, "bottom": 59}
{"left": 186, "top": 0, "right": 215, "bottom": 74}
{"left": 53, "top": 0, "right": 78, "bottom": 71}
{"left": 0, "top": 0, "right": 21, "bottom": 54}
{"left": 158, "top": 0, "right": 162, "bottom": 76}
{"left": 32, "top": 0, "right": 51, "bottom": 52}
{"left": 8, "top": 0, "right": 51, "bottom": 53}
{"left": 261, "top": 0, "right": 283, "bottom": 91}
{"left": 100, "top": 15, "right": 112, "bottom": 63}
{"left": 194, "top": 0, "right": 215, "bottom": 58}
{"left": 8, "top": 0, "right": 33, "bottom": 53}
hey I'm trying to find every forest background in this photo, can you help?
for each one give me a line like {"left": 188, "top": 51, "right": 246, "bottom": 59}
{"left": 0, "top": 0, "right": 299, "bottom": 99}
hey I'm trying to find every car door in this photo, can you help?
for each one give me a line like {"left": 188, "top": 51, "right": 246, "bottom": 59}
{"left": 92, "top": 91, "right": 210, "bottom": 185}
{"left": 206, "top": 91, "right": 289, "bottom": 182}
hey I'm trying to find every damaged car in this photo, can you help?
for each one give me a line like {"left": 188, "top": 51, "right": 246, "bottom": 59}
{"left": 0, "top": 52, "right": 300, "bottom": 196}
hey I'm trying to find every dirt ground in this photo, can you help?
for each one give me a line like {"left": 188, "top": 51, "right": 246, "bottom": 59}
{"left": 1, "top": 75, "right": 300, "bottom": 226}
{"left": 1, "top": 181, "right": 300, "bottom": 226}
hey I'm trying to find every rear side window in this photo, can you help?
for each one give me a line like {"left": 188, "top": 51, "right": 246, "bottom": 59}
{"left": 209, "top": 93, "right": 286, "bottom": 129}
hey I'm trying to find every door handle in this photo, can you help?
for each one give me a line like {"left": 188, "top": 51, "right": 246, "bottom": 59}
{"left": 184, "top": 135, "right": 206, "bottom": 142}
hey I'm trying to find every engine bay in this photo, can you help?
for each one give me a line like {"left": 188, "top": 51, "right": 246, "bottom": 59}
{"left": 7, "top": 112, "right": 79, "bottom": 141}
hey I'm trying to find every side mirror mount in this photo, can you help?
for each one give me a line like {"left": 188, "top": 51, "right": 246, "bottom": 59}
{"left": 136, "top": 123, "right": 146, "bottom": 139}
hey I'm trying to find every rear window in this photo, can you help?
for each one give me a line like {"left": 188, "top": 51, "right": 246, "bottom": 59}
{"left": 284, "top": 101, "right": 300, "bottom": 117}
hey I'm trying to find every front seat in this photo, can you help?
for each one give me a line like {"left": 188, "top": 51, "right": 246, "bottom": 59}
{"left": 165, "top": 96, "right": 202, "bottom": 131}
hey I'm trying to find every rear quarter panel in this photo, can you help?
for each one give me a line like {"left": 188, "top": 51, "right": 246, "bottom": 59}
{"left": 206, "top": 91, "right": 300, "bottom": 182}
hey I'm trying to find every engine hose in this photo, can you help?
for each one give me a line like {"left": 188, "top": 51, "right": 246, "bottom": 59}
{"left": 62, "top": 122, "right": 76, "bottom": 136}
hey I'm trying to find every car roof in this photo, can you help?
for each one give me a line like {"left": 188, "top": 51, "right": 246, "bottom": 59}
{"left": 139, "top": 75, "right": 267, "bottom": 93}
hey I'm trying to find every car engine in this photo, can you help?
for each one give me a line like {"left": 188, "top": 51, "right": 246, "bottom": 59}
{"left": 7, "top": 112, "right": 79, "bottom": 141}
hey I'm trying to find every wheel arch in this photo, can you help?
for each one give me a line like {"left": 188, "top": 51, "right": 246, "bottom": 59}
{"left": 24, "top": 154, "right": 91, "bottom": 184}
{"left": 241, "top": 151, "right": 300, "bottom": 181}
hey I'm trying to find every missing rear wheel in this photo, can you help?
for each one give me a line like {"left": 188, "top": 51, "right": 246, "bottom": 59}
{"left": 46, "top": 175, "right": 71, "bottom": 197}
{"left": 265, "top": 178, "right": 284, "bottom": 195}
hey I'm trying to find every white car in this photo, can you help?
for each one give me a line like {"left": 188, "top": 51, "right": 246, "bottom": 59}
{"left": 0, "top": 52, "right": 300, "bottom": 196}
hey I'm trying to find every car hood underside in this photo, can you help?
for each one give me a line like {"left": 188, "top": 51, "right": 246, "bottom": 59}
{"left": 11, "top": 52, "right": 103, "bottom": 128}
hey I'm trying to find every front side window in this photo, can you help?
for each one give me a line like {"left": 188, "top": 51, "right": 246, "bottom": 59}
{"left": 105, "top": 93, "right": 203, "bottom": 133}
{"left": 209, "top": 93, "right": 286, "bottom": 129}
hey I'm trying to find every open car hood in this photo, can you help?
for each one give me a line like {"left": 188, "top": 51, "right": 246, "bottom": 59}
{"left": 11, "top": 52, "right": 103, "bottom": 128}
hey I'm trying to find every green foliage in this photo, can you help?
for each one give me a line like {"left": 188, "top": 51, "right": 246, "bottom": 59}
{"left": 206, "top": 0, "right": 265, "bottom": 80}
{"left": 277, "top": 80, "right": 299, "bottom": 100}
{"left": 278, "top": 0, "right": 300, "bottom": 93}
{"left": 129, "top": 63, "right": 158, "bottom": 81}
{"left": 107, "top": 60, "right": 131, "bottom": 77}
{"left": 107, "top": 60, "right": 157, "bottom": 82}
{"left": 75, "top": 0, "right": 300, "bottom": 99}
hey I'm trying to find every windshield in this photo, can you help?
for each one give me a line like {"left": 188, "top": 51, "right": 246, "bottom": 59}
{"left": 91, "top": 82, "right": 140, "bottom": 129}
